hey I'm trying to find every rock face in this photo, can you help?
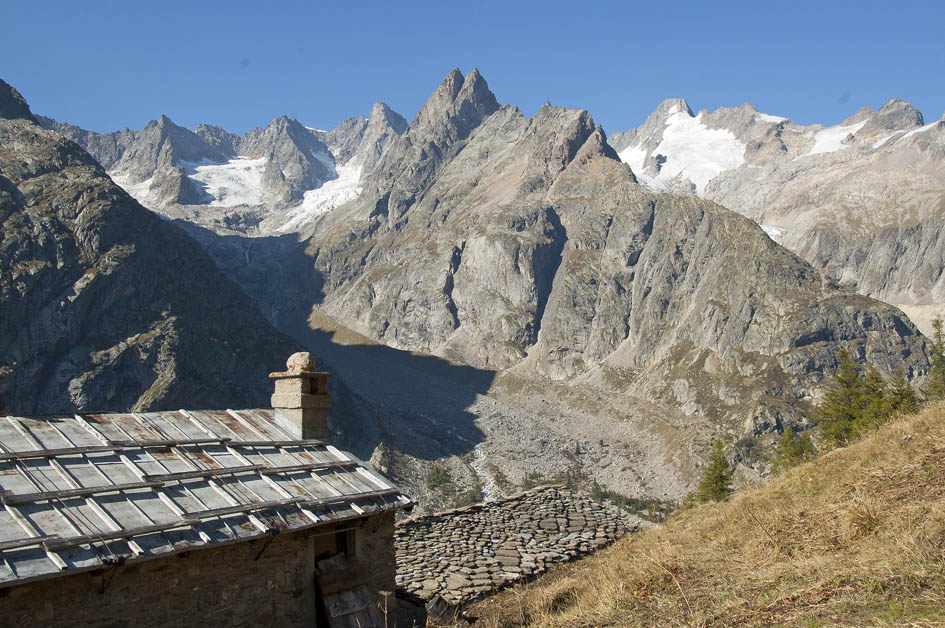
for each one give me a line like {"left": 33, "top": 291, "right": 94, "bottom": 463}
{"left": 394, "top": 486, "right": 639, "bottom": 605}
{"left": 301, "top": 69, "right": 929, "bottom": 437}
{"left": 320, "top": 101, "right": 408, "bottom": 172}
{"left": 0, "top": 79, "right": 303, "bottom": 414}
{"left": 110, "top": 114, "right": 231, "bottom": 185}
{"left": 35, "top": 114, "right": 137, "bottom": 170}
{"left": 239, "top": 115, "right": 333, "bottom": 206}
{"left": 609, "top": 98, "right": 945, "bottom": 334}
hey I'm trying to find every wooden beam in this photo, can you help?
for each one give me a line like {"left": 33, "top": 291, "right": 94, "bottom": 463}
{"left": 225, "top": 439, "right": 327, "bottom": 448}
{"left": 302, "top": 487, "right": 403, "bottom": 508}
{"left": 0, "top": 438, "right": 233, "bottom": 462}
{"left": 43, "top": 519, "right": 201, "bottom": 552}
{"left": 259, "top": 460, "right": 358, "bottom": 475}
{"left": 107, "top": 437, "right": 230, "bottom": 448}
{"left": 0, "top": 481, "right": 166, "bottom": 506}
{"left": 185, "top": 497, "right": 306, "bottom": 520}
{"left": 0, "top": 535, "right": 60, "bottom": 552}
{"left": 142, "top": 464, "right": 265, "bottom": 483}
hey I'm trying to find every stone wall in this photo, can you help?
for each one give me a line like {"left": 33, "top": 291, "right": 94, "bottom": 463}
{"left": 0, "top": 512, "right": 398, "bottom": 628}
{"left": 1, "top": 529, "right": 315, "bottom": 628}
{"left": 394, "top": 486, "right": 639, "bottom": 606}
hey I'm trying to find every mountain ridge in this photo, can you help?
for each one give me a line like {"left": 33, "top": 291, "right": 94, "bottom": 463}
{"left": 0, "top": 78, "right": 304, "bottom": 414}
{"left": 609, "top": 96, "right": 945, "bottom": 334}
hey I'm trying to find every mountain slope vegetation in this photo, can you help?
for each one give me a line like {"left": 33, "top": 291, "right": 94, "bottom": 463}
{"left": 471, "top": 402, "right": 945, "bottom": 627}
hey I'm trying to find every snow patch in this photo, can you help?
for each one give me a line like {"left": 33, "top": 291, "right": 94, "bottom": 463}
{"left": 111, "top": 173, "right": 153, "bottom": 204}
{"left": 756, "top": 113, "right": 787, "bottom": 124}
{"left": 761, "top": 225, "right": 785, "bottom": 242}
{"left": 305, "top": 126, "right": 327, "bottom": 133}
{"left": 806, "top": 120, "right": 868, "bottom": 155}
{"left": 901, "top": 120, "right": 940, "bottom": 140}
{"left": 873, "top": 132, "right": 901, "bottom": 149}
{"left": 182, "top": 157, "right": 267, "bottom": 207}
{"left": 617, "top": 111, "right": 746, "bottom": 194}
{"left": 278, "top": 160, "right": 363, "bottom": 231}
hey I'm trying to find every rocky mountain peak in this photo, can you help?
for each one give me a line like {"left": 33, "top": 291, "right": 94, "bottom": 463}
{"left": 868, "top": 98, "right": 924, "bottom": 131}
{"left": 194, "top": 123, "right": 240, "bottom": 158}
{"left": 414, "top": 68, "right": 465, "bottom": 126}
{"left": 369, "top": 101, "right": 408, "bottom": 134}
{"left": 841, "top": 106, "right": 875, "bottom": 126}
{"left": 0, "top": 79, "right": 36, "bottom": 122}
{"left": 455, "top": 68, "right": 496, "bottom": 110}
{"left": 568, "top": 124, "right": 624, "bottom": 174}
{"left": 607, "top": 98, "right": 694, "bottom": 153}
{"left": 656, "top": 97, "right": 694, "bottom": 119}
{"left": 412, "top": 68, "right": 498, "bottom": 137}
{"left": 442, "top": 67, "right": 465, "bottom": 99}
{"left": 238, "top": 114, "right": 332, "bottom": 206}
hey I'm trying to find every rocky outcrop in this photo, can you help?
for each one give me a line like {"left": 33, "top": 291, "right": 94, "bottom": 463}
{"left": 106, "top": 70, "right": 932, "bottom": 504}
{"left": 0, "top": 78, "right": 303, "bottom": 414}
{"left": 394, "top": 486, "right": 639, "bottom": 605}
{"left": 148, "top": 165, "right": 205, "bottom": 206}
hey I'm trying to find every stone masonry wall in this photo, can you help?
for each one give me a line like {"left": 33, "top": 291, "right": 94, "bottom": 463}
{"left": 1, "top": 530, "right": 316, "bottom": 628}
{"left": 394, "top": 486, "right": 639, "bottom": 606}
{"left": 1, "top": 512, "right": 398, "bottom": 628}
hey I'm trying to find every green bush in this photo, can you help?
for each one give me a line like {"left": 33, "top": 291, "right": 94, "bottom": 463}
{"left": 772, "top": 429, "right": 817, "bottom": 474}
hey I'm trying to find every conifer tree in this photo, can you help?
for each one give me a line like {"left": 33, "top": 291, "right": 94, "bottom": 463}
{"left": 817, "top": 350, "right": 863, "bottom": 446}
{"left": 856, "top": 364, "right": 890, "bottom": 433}
{"left": 693, "top": 440, "right": 733, "bottom": 503}
{"left": 927, "top": 317, "right": 945, "bottom": 400}
{"left": 887, "top": 371, "right": 918, "bottom": 415}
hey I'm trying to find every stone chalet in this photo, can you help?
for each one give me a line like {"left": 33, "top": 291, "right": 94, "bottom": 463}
{"left": 0, "top": 353, "right": 412, "bottom": 627}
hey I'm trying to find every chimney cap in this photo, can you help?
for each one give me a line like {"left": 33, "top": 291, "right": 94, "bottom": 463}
{"left": 286, "top": 351, "right": 317, "bottom": 372}
{"left": 269, "top": 352, "right": 329, "bottom": 380}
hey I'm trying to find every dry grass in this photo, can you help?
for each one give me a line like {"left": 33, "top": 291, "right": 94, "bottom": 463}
{"left": 467, "top": 403, "right": 945, "bottom": 627}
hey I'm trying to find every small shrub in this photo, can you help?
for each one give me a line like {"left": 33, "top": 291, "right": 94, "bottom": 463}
{"left": 772, "top": 428, "right": 817, "bottom": 474}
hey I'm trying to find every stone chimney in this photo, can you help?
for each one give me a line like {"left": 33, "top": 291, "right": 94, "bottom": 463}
{"left": 269, "top": 352, "right": 330, "bottom": 440}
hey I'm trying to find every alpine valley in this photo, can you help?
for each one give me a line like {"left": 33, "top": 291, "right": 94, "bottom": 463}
{"left": 2, "top": 69, "right": 939, "bottom": 511}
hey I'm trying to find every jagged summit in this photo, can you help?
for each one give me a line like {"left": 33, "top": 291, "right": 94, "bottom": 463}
{"left": 411, "top": 67, "right": 499, "bottom": 137}
{"left": 369, "top": 101, "right": 408, "bottom": 134}
{"left": 112, "top": 113, "right": 229, "bottom": 184}
{"left": 0, "top": 79, "right": 35, "bottom": 122}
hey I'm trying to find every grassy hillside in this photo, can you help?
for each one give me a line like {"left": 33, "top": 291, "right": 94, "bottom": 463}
{"left": 469, "top": 403, "right": 945, "bottom": 627}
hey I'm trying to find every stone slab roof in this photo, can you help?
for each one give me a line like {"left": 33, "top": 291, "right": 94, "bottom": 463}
{"left": 0, "top": 408, "right": 412, "bottom": 587}
{"left": 395, "top": 486, "right": 639, "bottom": 605}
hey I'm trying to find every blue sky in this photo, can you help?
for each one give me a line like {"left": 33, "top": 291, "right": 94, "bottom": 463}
{"left": 3, "top": 0, "right": 944, "bottom": 135}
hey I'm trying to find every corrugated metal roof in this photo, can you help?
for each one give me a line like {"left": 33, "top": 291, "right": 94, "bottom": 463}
{"left": 0, "top": 408, "right": 412, "bottom": 587}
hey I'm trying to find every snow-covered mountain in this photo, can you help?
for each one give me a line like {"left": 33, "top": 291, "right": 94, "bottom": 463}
{"left": 609, "top": 98, "right": 945, "bottom": 334}
{"left": 39, "top": 103, "right": 407, "bottom": 234}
